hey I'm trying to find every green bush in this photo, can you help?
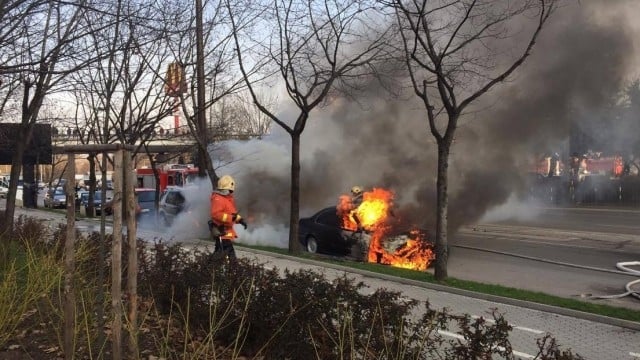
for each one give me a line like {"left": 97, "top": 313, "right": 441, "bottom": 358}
{"left": 0, "top": 217, "right": 585, "bottom": 359}
{"left": 139, "top": 242, "right": 585, "bottom": 360}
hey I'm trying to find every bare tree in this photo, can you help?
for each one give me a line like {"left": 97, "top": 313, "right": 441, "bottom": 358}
{"left": 69, "top": 2, "right": 177, "bottom": 355}
{"left": 67, "top": 0, "right": 176, "bottom": 221}
{"left": 157, "top": 0, "right": 261, "bottom": 189}
{"left": 393, "top": 0, "right": 556, "bottom": 279}
{"left": 229, "top": 0, "right": 389, "bottom": 253}
{"left": 0, "top": 0, "right": 95, "bottom": 234}
{"left": 208, "top": 92, "right": 274, "bottom": 139}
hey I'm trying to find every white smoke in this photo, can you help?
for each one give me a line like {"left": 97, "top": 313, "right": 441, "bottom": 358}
{"left": 162, "top": 178, "right": 213, "bottom": 242}
{"left": 479, "top": 195, "right": 545, "bottom": 223}
{"left": 161, "top": 0, "right": 640, "bottom": 246}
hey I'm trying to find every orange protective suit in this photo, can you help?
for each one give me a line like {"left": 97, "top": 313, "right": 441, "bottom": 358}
{"left": 210, "top": 191, "right": 240, "bottom": 240}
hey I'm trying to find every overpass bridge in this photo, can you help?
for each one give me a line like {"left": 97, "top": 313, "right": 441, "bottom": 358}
{"left": 51, "top": 126, "right": 197, "bottom": 154}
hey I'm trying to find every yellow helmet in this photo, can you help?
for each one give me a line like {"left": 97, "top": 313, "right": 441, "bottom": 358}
{"left": 351, "top": 186, "right": 363, "bottom": 196}
{"left": 217, "top": 175, "right": 235, "bottom": 191}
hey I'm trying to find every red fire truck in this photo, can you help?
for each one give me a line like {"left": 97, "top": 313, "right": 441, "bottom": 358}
{"left": 136, "top": 164, "right": 199, "bottom": 193}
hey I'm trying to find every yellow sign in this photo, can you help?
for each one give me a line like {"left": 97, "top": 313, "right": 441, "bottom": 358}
{"left": 165, "top": 62, "right": 186, "bottom": 96}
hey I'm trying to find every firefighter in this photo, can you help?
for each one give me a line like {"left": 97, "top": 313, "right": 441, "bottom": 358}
{"left": 210, "top": 175, "right": 247, "bottom": 261}
{"left": 351, "top": 186, "right": 364, "bottom": 207}
{"left": 349, "top": 186, "right": 369, "bottom": 261}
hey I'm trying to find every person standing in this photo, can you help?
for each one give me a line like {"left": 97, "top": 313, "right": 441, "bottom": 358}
{"left": 348, "top": 185, "right": 369, "bottom": 261}
{"left": 350, "top": 186, "right": 363, "bottom": 208}
{"left": 210, "top": 175, "right": 247, "bottom": 261}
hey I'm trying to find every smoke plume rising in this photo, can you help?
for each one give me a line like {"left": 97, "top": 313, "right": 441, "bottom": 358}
{"left": 167, "top": 1, "right": 640, "bottom": 247}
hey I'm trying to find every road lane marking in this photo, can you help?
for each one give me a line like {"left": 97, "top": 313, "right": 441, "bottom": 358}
{"left": 438, "top": 330, "right": 535, "bottom": 359}
{"left": 471, "top": 315, "right": 545, "bottom": 335}
{"left": 630, "top": 352, "right": 640, "bottom": 358}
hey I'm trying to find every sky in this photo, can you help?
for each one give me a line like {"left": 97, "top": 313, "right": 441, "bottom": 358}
{"left": 161, "top": 0, "right": 640, "bottom": 247}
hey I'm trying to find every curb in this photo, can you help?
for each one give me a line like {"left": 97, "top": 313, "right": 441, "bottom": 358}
{"left": 233, "top": 245, "right": 640, "bottom": 332}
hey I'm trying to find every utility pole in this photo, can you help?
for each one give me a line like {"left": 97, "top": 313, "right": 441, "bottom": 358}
{"left": 195, "top": 0, "right": 207, "bottom": 178}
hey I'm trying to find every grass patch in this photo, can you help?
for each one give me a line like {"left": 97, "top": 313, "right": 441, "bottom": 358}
{"left": 236, "top": 243, "right": 640, "bottom": 324}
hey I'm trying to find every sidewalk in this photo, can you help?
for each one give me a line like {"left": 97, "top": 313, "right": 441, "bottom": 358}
{"left": 8, "top": 204, "right": 640, "bottom": 358}
{"left": 200, "top": 245, "right": 640, "bottom": 360}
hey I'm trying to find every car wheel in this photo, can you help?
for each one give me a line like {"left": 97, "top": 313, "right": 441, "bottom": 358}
{"left": 306, "top": 236, "right": 318, "bottom": 253}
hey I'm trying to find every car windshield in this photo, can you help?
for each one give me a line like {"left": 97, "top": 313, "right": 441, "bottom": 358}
{"left": 81, "top": 192, "right": 102, "bottom": 200}
{"left": 136, "top": 191, "right": 156, "bottom": 202}
{"left": 53, "top": 189, "right": 65, "bottom": 196}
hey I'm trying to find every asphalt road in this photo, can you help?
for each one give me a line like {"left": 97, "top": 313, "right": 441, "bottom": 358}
{"left": 447, "top": 206, "right": 640, "bottom": 311}
{"left": 488, "top": 206, "right": 640, "bottom": 236}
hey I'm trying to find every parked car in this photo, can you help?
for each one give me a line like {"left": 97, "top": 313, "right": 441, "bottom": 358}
{"left": 298, "top": 206, "right": 435, "bottom": 262}
{"left": 104, "top": 188, "right": 157, "bottom": 220}
{"left": 158, "top": 187, "right": 186, "bottom": 226}
{"left": 298, "top": 206, "right": 363, "bottom": 256}
{"left": 44, "top": 187, "right": 67, "bottom": 209}
{"left": 75, "top": 190, "right": 88, "bottom": 212}
{"left": 135, "top": 188, "right": 157, "bottom": 216}
{"left": 0, "top": 178, "right": 8, "bottom": 198}
{"left": 80, "top": 191, "right": 108, "bottom": 215}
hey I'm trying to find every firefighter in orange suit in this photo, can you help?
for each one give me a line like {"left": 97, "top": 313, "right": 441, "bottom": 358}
{"left": 210, "top": 175, "right": 247, "bottom": 260}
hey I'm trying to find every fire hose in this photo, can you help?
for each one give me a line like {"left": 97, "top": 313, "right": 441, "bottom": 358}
{"left": 590, "top": 261, "right": 640, "bottom": 301}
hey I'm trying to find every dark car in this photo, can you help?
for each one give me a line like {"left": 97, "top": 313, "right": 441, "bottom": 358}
{"left": 44, "top": 187, "right": 67, "bottom": 209}
{"left": 299, "top": 207, "right": 435, "bottom": 264}
{"left": 134, "top": 188, "right": 157, "bottom": 215}
{"left": 103, "top": 188, "right": 156, "bottom": 218}
{"left": 158, "top": 187, "right": 186, "bottom": 226}
{"left": 80, "top": 191, "right": 108, "bottom": 215}
{"left": 298, "top": 207, "right": 363, "bottom": 257}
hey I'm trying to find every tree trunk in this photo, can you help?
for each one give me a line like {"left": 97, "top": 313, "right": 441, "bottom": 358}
{"left": 63, "top": 153, "right": 76, "bottom": 359}
{"left": 124, "top": 152, "right": 138, "bottom": 357}
{"left": 195, "top": 0, "right": 208, "bottom": 180}
{"left": 111, "top": 149, "right": 124, "bottom": 360}
{"left": 88, "top": 154, "right": 97, "bottom": 217}
{"left": 288, "top": 133, "right": 302, "bottom": 254}
{"left": 434, "top": 142, "right": 450, "bottom": 281}
{"left": 0, "top": 140, "right": 26, "bottom": 235}
{"left": 23, "top": 165, "right": 37, "bottom": 208}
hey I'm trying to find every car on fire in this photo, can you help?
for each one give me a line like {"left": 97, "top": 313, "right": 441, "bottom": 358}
{"left": 298, "top": 206, "right": 362, "bottom": 257}
{"left": 299, "top": 206, "right": 436, "bottom": 269}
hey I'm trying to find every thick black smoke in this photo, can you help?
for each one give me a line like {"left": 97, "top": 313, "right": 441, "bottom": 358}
{"left": 211, "top": 1, "right": 638, "bottom": 247}
{"left": 447, "top": 0, "right": 636, "bottom": 229}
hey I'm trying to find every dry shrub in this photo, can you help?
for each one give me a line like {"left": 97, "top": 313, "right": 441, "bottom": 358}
{"left": 0, "top": 217, "right": 584, "bottom": 359}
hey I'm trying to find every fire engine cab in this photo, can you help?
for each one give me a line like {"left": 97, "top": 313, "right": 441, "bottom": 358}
{"left": 136, "top": 164, "right": 199, "bottom": 193}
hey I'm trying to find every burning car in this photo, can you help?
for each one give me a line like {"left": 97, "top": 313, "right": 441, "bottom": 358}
{"left": 298, "top": 206, "right": 367, "bottom": 257}
{"left": 299, "top": 188, "right": 435, "bottom": 271}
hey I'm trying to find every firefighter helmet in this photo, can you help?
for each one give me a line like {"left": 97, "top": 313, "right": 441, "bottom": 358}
{"left": 217, "top": 175, "right": 235, "bottom": 191}
{"left": 351, "top": 186, "right": 363, "bottom": 196}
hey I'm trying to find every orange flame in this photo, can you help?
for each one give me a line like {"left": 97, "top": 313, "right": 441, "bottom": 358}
{"left": 337, "top": 188, "right": 434, "bottom": 271}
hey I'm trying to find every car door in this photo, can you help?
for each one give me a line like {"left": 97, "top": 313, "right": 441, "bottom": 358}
{"left": 165, "top": 190, "right": 185, "bottom": 219}
{"left": 162, "top": 191, "right": 177, "bottom": 218}
{"left": 315, "top": 208, "right": 348, "bottom": 254}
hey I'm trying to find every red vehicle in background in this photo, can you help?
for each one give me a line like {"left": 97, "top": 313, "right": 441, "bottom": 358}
{"left": 136, "top": 164, "right": 199, "bottom": 193}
